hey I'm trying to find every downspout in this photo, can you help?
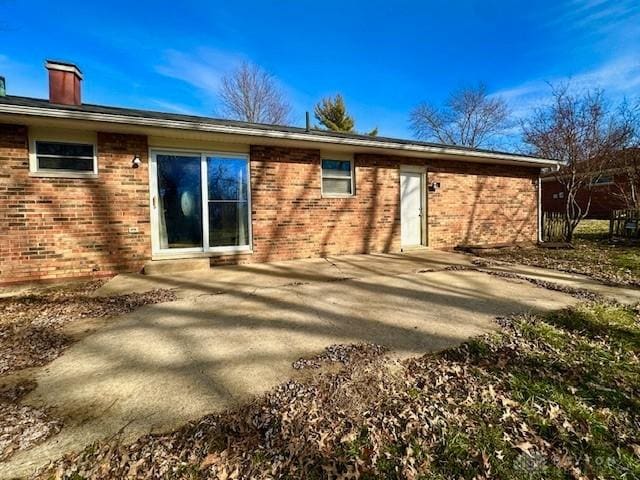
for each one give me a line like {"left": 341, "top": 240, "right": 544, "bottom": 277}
{"left": 537, "top": 173, "right": 543, "bottom": 243}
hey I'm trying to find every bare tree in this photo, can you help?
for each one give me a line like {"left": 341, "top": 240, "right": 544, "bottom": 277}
{"left": 611, "top": 101, "right": 640, "bottom": 209}
{"left": 523, "top": 84, "right": 634, "bottom": 241}
{"left": 218, "top": 62, "right": 291, "bottom": 125}
{"left": 409, "top": 83, "right": 510, "bottom": 148}
{"left": 614, "top": 149, "right": 640, "bottom": 209}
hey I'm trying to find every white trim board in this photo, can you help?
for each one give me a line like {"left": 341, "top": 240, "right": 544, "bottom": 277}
{"left": 0, "top": 103, "right": 559, "bottom": 168}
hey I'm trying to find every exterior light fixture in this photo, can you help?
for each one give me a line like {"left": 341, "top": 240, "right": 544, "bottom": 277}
{"left": 132, "top": 154, "right": 142, "bottom": 168}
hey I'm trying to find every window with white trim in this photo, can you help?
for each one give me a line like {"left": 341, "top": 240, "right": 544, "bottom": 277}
{"left": 29, "top": 129, "right": 98, "bottom": 178}
{"left": 34, "top": 141, "right": 95, "bottom": 172}
{"left": 321, "top": 158, "right": 354, "bottom": 196}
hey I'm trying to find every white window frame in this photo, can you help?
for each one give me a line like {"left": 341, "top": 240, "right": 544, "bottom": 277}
{"left": 149, "top": 148, "right": 253, "bottom": 259}
{"left": 320, "top": 153, "right": 355, "bottom": 198}
{"left": 29, "top": 131, "right": 98, "bottom": 179}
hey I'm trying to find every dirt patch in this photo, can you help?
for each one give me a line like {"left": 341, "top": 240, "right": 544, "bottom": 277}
{"left": 292, "top": 343, "right": 387, "bottom": 369}
{"left": 0, "top": 285, "right": 177, "bottom": 375}
{"left": 472, "top": 220, "right": 640, "bottom": 288}
{"left": 470, "top": 259, "right": 605, "bottom": 302}
{"left": 416, "top": 264, "right": 470, "bottom": 273}
{"left": 0, "top": 281, "right": 177, "bottom": 464}
{"left": 0, "top": 380, "right": 62, "bottom": 462}
{"left": 417, "top": 259, "right": 606, "bottom": 302}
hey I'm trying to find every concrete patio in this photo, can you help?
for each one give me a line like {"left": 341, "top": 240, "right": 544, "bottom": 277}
{"left": 94, "top": 250, "right": 477, "bottom": 299}
{"left": 3, "top": 250, "right": 639, "bottom": 478}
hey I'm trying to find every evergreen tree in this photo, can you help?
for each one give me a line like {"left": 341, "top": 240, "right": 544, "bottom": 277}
{"left": 314, "top": 94, "right": 355, "bottom": 132}
{"left": 314, "top": 94, "right": 378, "bottom": 136}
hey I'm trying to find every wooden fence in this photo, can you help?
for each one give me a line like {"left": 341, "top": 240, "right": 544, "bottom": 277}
{"left": 542, "top": 211, "right": 568, "bottom": 242}
{"left": 610, "top": 209, "right": 640, "bottom": 239}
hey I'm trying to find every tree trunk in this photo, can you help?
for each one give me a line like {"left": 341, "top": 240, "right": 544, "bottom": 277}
{"left": 564, "top": 215, "right": 579, "bottom": 243}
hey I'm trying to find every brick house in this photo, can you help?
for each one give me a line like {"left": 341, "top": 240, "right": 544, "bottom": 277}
{"left": 541, "top": 159, "right": 638, "bottom": 219}
{"left": 0, "top": 61, "right": 557, "bottom": 285}
{"left": 542, "top": 175, "right": 625, "bottom": 219}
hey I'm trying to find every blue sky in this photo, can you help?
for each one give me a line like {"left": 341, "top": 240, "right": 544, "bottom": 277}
{"left": 1, "top": 0, "right": 639, "bottom": 145}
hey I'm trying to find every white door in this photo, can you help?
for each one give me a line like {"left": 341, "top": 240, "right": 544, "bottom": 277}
{"left": 400, "top": 170, "right": 424, "bottom": 247}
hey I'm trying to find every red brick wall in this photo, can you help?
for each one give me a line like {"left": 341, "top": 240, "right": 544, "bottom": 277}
{"left": 542, "top": 177, "right": 627, "bottom": 219}
{"left": 240, "top": 147, "right": 400, "bottom": 264}
{"left": 0, "top": 125, "right": 150, "bottom": 284}
{"left": 427, "top": 160, "right": 539, "bottom": 248}
{"left": 212, "top": 148, "right": 539, "bottom": 265}
{"left": 1, "top": 126, "right": 540, "bottom": 283}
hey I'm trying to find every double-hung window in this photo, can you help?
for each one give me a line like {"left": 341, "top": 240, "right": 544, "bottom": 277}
{"left": 321, "top": 157, "right": 354, "bottom": 196}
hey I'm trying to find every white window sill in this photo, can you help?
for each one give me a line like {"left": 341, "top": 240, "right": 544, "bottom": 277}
{"left": 321, "top": 194, "right": 355, "bottom": 199}
{"left": 29, "top": 171, "right": 98, "bottom": 179}
{"left": 152, "top": 248, "right": 253, "bottom": 261}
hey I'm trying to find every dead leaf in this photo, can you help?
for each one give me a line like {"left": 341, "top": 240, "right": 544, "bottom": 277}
{"left": 515, "top": 441, "right": 534, "bottom": 455}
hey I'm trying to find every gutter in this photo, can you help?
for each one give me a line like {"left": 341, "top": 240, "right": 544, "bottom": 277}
{"left": 0, "top": 103, "right": 559, "bottom": 168}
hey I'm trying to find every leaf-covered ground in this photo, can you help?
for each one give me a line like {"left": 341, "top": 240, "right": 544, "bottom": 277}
{"left": 36, "top": 302, "right": 640, "bottom": 480}
{"left": 473, "top": 220, "right": 640, "bottom": 287}
{"left": 0, "top": 282, "right": 177, "bottom": 463}
{"left": 0, "top": 283, "right": 176, "bottom": 375}
{"left": 0, "top": 380, "right": 61, "bottom": 462}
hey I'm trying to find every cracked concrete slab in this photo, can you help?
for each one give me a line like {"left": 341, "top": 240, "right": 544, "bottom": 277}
{"left": 4, "top": 250, "right": 638, "bottom": 478}
{"left": 479, "top": 262, "right": 640, "bottom": 304}
{"left": 91, "top": 250, "right": 476, "bottom": 299}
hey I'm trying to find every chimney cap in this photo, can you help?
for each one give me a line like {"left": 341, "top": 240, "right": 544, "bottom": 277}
{"left": 45, "top": 59, "right": 83, "bottom": 79}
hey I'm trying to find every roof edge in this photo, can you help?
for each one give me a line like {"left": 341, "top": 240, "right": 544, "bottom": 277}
{"left": 0, "top": 100, "right": 558, "bottom": 167}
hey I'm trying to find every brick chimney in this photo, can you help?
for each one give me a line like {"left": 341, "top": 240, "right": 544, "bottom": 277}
{"left": 46, "top": 60, "right": 82, "bottom": 105}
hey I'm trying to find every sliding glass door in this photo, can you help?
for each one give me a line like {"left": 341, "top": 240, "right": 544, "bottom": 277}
{"left": 207, "top": 156, "right": 249, "bottom": 247}
{"left": 156, "top": 154, "right": 203, "bottom": 250}
{"left": 151, "top": 151, "right": 251, "bottom": 255}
